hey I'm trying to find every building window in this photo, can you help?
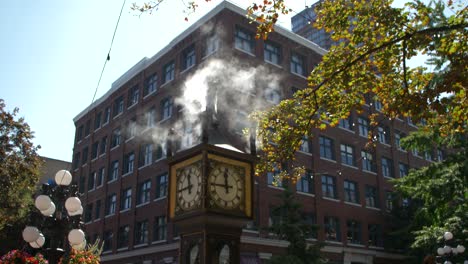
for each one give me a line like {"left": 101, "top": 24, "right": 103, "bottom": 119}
{"left": 100, "top": 136, "right": 107, "bottom": 155}
{"left": 91, "top": 141, "right": 99, "bottom": 160}
{"left": 144, "top": 74, "right": 158, "bottom": 96}
{"left": 361, "top": 151, "right": 376, "bottom": 172}
{"left": 127, "top": 85, "right": 139, "bottom": 107}
{"left": 145, "top": 107, "right": 156, "bottom": 128}
{"left": 344, "top": 180, "right": 359, "bottom": 204}
{"left": 94, "top": 112, "right": 102, "bottom": 130}
{"left": 398, "top": 162, "right": 409, "bottom": 177}
{"left": 267, "top": 166, "right": 282, "bottom": 187}
{"left": 120, "top": 188, "right": 132, "bottom": 211}
{"left": 117, "top": 225, "right": 130, "bottom": 248}
{"left": 155, "top": 144, "right": 167, "bottom": 160}
{"left": 73, "top": 152, "right": 80, "bottom": 170}
{"left": 161, "top": 98, "right": 173, "bottom": 120}
{"left": 82, "top": 147, "right": 89, "bottom": 165}
{"left": 135, "top": 220, "right": 149, "bottom": 245}
{"left": 290, "top": 52, "right": 306, "bottom": 76}
{"left": 123, "top": 152, "right": 135, "bottom": 175}
{"left": 84, "top": 120, "right": 91, "bottom": 137}
{"left": 106, "top": 193, "right": 116, "bottom": 216}
{"left": 103, "top": 107, "right": 111, "bottom": 125}
{"left": 97, "top": 167, "right": 105, "bottom": 187}
{"left": 162, "top": 61, "right": 175, "bottom": 84}
{"left": 137, "top": 180, "right": 151, "bottom": 205}
{"left": 108, "top": 160, "right": 119, "bottom": 182}
{"left": 265, "top": 89, "right": 281, "bottom": 104}
{"left": 374, "top": 100, "right": 383, "bottom": 111}
{"left": 424, "top": 151, "right": 433, "bottom": 161}
{"left": 113, "top": 96, "right": 124, "bottom": 117}
{"left": 139, "top": 143, "right": 153, "bottom": 167}
{"left": 437, "top": 149, "right": 444, "bottom": 161}
{"left": 79, "top": 176, "right": 85, "bottom": 193}
{"left": 321, "top": 175, "right": 337, "bottom": 199}
{"left": 182, "top": 45, "right": 196, "bottom": 70}
{"left": 204, "top": 34, "right": 219, "bottom": 56}
{"left": 95, "top": 200, "right": 101, "bottom": 219}
{"left": 381, "top": 157, "right": 394, "bottom": 178}
{"left": 394, "top": 130, "right": 403, "bottom": 150}
{"left": 299, "top": 136, "right": 311, "bottom": 153}
{"left": 365, "top": 185, "right": 379, "bottom": 208}
{"left": 234, "top": 26, "right": 254, "bottom": 54}
{"left": 324, "top": 216, "right": 341, "bottom": 241}
{"left": 125, "top": 119, "right": 137, "bottom": 140}
{"left": 264, "top": 41, "right": 281, "bottom": 65}
{"left": 385, "top": 191, "right": 395, "bottom": 211}
{"left": 111, "top": 128, "right": 121, "bottom": 148}
{"left": 347, "top": 220, "right": 362, "bottom": 244}
{"left": 358, "top": 117, "right": 369, "bottom": 137}
{"left": 377, "top": 126, "right": 390, "bottom": 144}
{"left": 303, "top": 213, "right": 317, "bottom": 238}
{"left": 181, "top": 123, "right": 194, "bottom": 149}
{"left": 338, "top": 115, "right": 353, "bottom": 130}
{"left": 156, "top": 173, "right": 168, "bottom": 199}
{"left": 103, "top": 230, "right": 113, "bottom": 251}
{"left": 340, "top": 144, "right": 355, "bottom": 166}
{"left": 76, "top": 125, "right": 84, "bottom": 142}
{"left": 368, "top": 224, "right": 382, "bottom": 247}
{"left": 84, "top": 203, "right": 93, "bottom": 223}
{"left": 153, "top": 215, "right": 167, "bottom": 241}
{"left": 296, "top": 170, "right": 314, "bottom": 194}
{"left": 319, "top": 136, "right": 335, "bottom": 160}
{"left": 88, "top": 171, "right": 96, "bottom": 191}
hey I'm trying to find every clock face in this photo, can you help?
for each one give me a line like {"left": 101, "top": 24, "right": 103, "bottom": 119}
{"left": 176, "top": 162, "right": 202, "bottom": 211}
{"left": 208, "top": 161, "right": 244, "bottom": 210}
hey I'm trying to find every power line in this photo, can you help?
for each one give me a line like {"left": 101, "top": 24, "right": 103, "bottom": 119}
{"left": 90, "top": 0, "right": 127, "bottom": 107}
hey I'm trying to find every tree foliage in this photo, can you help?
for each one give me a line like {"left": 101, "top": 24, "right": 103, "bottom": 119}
{"left": 0, "top": 99, "right": 43, "bottom": 247}
{"left": 267, "top": 185, "right": 324, "bottom": 264}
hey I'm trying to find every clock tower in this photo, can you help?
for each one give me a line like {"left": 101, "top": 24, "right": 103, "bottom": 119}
{"left": 168, "top": 141, "right": 255, "bottom": 264}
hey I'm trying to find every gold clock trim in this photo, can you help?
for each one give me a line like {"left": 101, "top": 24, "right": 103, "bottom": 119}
{"left": 170, "top": 154, "right": 203, "bottom": 219}
{"left": 207, "top": 154, "right": 252, "bottom": 218}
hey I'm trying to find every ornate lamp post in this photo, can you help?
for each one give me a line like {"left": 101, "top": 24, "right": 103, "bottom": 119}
{"left": 435, "top": 231, "right": 467, "bottom": 264}
{"left": 22, "top": 170, "right": 86, "bottom": 264}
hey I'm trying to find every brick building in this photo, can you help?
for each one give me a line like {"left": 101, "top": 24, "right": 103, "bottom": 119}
{"left": 72, "top": 2, "right": 434, "bottom": 263}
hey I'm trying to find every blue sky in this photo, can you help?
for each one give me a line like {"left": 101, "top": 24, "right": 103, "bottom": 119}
{"left": 1, "top": 0, "right": 315, "bottom": 162}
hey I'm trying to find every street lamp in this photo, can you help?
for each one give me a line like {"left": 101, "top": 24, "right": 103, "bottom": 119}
{"left": 22, "top": 170, "right": 86, "bottom": 264}
{"left": 435, "top": 231, "right": 467, "bottom": 264}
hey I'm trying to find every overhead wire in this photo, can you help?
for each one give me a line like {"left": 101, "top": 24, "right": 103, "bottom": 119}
{"left": 89, "top": 0, "right": 127, "bottom": 107}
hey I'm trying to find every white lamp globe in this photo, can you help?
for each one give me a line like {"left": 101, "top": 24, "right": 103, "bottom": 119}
{"left": 40, "top": 202, "right": 56, "bottom": 217}
{"left": 72, "top": 239, "right": 86, "bottom": 250}
{"left": 437, "top": 247, "right": 445, "bottom": 256}
{"left": 68, "top": 229, "right": 85, "bottom": 245}
{"left": 444, "top": 231, "right": 453, "bottom": 240}
{"left": 457, "top": 245, "right": 465, "bottom": 253}
{"left": 55, "top": 170, "right": 72, "bottom": 186}
{"left": 69, "top": 205, "right": 83, "bottom": 216}
{"left": 65, "top": 197, "right": 81, "bottom": 212}
{"left": 444, "top": 261, "right": 452, "bottom": 264}
{"left": 29, "top": 233, "right": 45, "bottom": 248}
{"left": 452, "top": 247, "right": 458, "bottom": 254}
{"left": 443, "top": 245, "right": 452, "bottom": 254}
{"left": 22, "top": 226, "right": 40, "bottom": 243}
{"left": 35, "top": 195, "right": 52, "bottom": 211}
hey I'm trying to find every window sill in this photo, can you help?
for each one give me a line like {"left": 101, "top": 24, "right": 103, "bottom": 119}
{"left": 234, "top": 47, "right": 256, "bottom": 57}
{"left": 383, "top": 176, "right": 395, "bottom": 180}
{"left": 267, "top": 185, "right": 284, "bottom": 191}
{"left": 320, "top": 157, "right": 336, "bottom": 163}
{"left": 347, "top": 243, "right": 365, "bottom": 248}
{"left": 152, "top": 239, "right": 167, "bottom": 245}
{"left": 105, "top": 213, "right": 115, "bottom": 219}
{"left": 102, "top": 250, "right": 112, "bottom": 255}
{"left": 160, "top": 79, "right": 173, "bottom": 88}
{"left": 344, "top": 201, "right": 361, "bottom": 207}
{"left": 154, "top": 196, "right": 167, "bottom": 202}
{"left": 91, "top": 157, "right": 98, "bottom": 163}
{"left": 122, "top": 172, "right": 133, "bottom": 178}
{"left": 93, "top": 218, "right": 101, "bottom": 223}
{"left": 180, "top": 65, "right": 195, "bottom": 75}
{"left": 158, "top": 117, "right": 171, "bottom": 124}
{"left": 338, "top": 127, "right": 355, "bottom": 133}
{"left": 297, "top": 151, "right": 313, "bottom": 156}
{"left": 264, "top": 60, "right": 282, "bottom": 69}
{"left": 107, "top": 179, "right": 118, "bottom": 184}
{"left": 136, "top": 202, "right": 150, "bottom": 208}
{"left": 138, "top": 164, "right": 152, "bottom": 170}
{"left": 120, "top": 208, "right": 131, "bottom": 213}
{"left": 242, "top": 229, "right": 259, "bottom": 234}
{"left": 110, "top": 145, "right": 120, "bottom": 152}
{"left": 117, "top": 247, "right": 128, "bottom": 252}
{"left": 322, "top": 197, "right": 340, "bottom": 202}
{"left": 325, "top": 240, "right": 343, "bottom": 245}
{"left": 369, "top": 246, "right": 385, "bottom": 250}
{"left": 143, "top": 90, "right": 157, "bottom": 100}
{"left": 133, "top": 243, "right": 148, "bottom": 249}
{"left": 291, "top": 71, "right": 308, "bottom": 79}
{"left": 127, "top": 103, "right": 137, "bottom": 110}
{"left": 341, "top": 164, "right": 358, "bottom": 170}
{"left": 125, "top": 137, "right": 135, "bottom": 143}
{"left": 297, "top": 191, "right": 315, "bottom": 197}
{"left": 94, "top": 127, "right": 101, "bottom": 133}
{"left": 96, "top": 184, "right": 103, "bottom": 190}
{"left": 363, "top": 170, "right": 377, "bottom": 175}
{"left": 201, "top": 50, "right": 217, "bottom": 60}
{"left": 88, "top": 188, "right": 95, "bottom": 193}
{"left": 99, "top": 153, "right": 106, "bottom": 158}
{"left": 113, "top": 113, "right": 123, "bottom": 120}
{"left": 365, "top": 206, "right": 381, "bottom": 211}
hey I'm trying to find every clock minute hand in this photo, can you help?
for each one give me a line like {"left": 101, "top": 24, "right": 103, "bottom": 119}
{"left": 223, "top": 168, "right": 230, "bottom": 194}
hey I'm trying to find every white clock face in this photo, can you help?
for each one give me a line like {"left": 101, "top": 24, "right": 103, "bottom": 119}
{"left": 209, "top": 161, "right": 244, "bottom": 209}
{"left": 177, "top": 163, "right": 202, "bottom": 211}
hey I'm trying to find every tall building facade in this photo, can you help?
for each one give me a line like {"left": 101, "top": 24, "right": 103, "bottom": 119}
{"left": 72, "top": 2, "right": 433, "bottom": 263}
{"left": 291, "top": 1, "right": 335, "bottom": 50}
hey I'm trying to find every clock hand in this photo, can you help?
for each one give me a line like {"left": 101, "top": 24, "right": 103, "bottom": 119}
{"left": 187, "top": 174, "right": 192, "bottom": 194}
{"left": 223, "top": 168, "right": 231, "bottom": 194}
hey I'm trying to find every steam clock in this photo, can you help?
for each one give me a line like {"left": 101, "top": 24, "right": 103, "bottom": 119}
{"left": 168, "top": 143, "right": 254, "bottom": 264}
